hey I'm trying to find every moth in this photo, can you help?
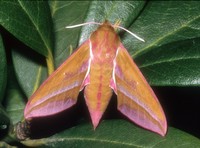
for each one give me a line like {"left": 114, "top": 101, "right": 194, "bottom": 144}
{"left": 24, "top": 20, "right": 167, "bottom": 136}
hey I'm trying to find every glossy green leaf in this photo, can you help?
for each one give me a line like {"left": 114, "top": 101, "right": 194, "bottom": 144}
{"left": 84, "top": 1, "right": 145, "bottom": 25}
{"left": 12, "top": 49, "right": 47, "bottom": 98}
{"left": 4, "top": 89, "right": 25, "bottom": 125}
{"left": 79, "top": 1, "right": 146, "bottom": 45}
{"left": 0, "top": 0, "right": 53, "bottom": 57}
{"left": 138, "top": 38, "right": 200, "bottom": 86}
{"left": 49, "top": 1, "right": 90, "bottom": 67}
{"left": 4, "top": 66, "right": 25, "bottom": 124}
{"left": 22, "top": 120, "right": 200, "bottom": 148}
{"left": 124, "top": 1, "right": 200, "bottom": 56}
{"left": 121, "top": 1, "right": 200, "bottom": 86}
{"left": 0, "top": 34, "right": 7, "bottom": 103}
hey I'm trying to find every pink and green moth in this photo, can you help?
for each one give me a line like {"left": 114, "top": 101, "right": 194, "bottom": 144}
{"left": 24, "top": 20, "right": 167, "bottom": 136}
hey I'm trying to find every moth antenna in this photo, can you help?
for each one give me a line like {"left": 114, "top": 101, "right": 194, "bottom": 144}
{"left": 66, "top": 22, "right": 101, "bottom": 29}
{"left": 66, "top": 21, "right": 145, "bottom": 42}
{"left": 116, "top": 26, "right": 145, "bottom": 42}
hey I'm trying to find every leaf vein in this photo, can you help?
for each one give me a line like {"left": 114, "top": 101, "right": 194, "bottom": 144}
{"left": 17, "top": 0, "right": 52, "bottom": 53}
{"left": 140, "top": 56, "right": 200, "bottom": 68}
{"left": 132, "top": 15, "right": 200, "bottom": 57}
{"left": 47, "top": 137, "right": 144, "bottom": 147}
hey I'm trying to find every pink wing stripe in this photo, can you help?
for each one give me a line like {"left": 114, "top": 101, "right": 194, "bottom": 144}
{"left": 32, "top": 81, "right": 81, "bottom": 107}
{"left": 116, "top": 82, "right": 160, "bottom": 123}
{"left": 26, "top": 99, "right": 76, "bottom": 119}
{"left": 119, "top": 104, "right": 165, "bottom": 136}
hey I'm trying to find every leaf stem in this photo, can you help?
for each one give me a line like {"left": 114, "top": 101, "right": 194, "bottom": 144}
{"left": 46, "top": 50, "right": 54, "bottom": 75}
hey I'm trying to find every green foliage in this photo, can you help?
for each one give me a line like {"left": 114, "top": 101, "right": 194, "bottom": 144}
{"left": 0, "top": 34, "right": 7, "bottom": 103}
{"left": 3, "top": 65, "right": 26, "bottom": 124}
{"left": 0, "top": 1, "right": 200, "bottom": 147}
{"left": 0, "top": 0, "right": 53, "bottom": 56}
{"left": 22, "top": 120, "right": 200, "bottom": 148}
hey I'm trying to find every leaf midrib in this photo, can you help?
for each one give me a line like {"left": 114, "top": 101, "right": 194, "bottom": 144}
{"left": 44, "top": 137, "right": 145, "bottom": 147}
{"left": 140, "top": 56, "right": 200, "bottom": 68}
{"left": 18, "top": 0, "right": 51, "bottom": 55}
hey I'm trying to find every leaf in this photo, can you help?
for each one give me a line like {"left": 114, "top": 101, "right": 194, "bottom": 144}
{"left": 7, "top": 1, "right": 52, "bottom": 98}
{"left": 4, "top": 89, "right": 26, "bottom": 125}
{"left": 121, "top": 1, "right": 200, "bottom": 86}
{"left": 79, "top": 1, "right": 146, "bottom": 45}
{"left": 12, "top": 49, "right": 47, "bottom": 98}
{"left": 0, "top": 0, "right": 53, "bottom": 57}
{"left": 138, "top": 38, "right": 200, "bottom": 86}
{"left": 124, "top": 1, "right": 200, "bottom": 56}
{"left": 49, "top": 1, "right": 90, "bottom": 67}
{"left": 4, "top": 65, "right": 25, "bottom": 124}
{"left": 0, "top": 34, "right": 7, "bottom": 103}
{"left": 22, "top": 120, "right": 200, "bottom": 148}
{"left": 0, "top": 0, "right": 54, "bottom": 74}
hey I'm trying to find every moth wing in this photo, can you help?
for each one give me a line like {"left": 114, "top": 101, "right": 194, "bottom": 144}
{"left": 24, "top": 41, "right": 90, "bottom": 120}
{"left": 113, "top": 44, "right": 167, "bottom": 136}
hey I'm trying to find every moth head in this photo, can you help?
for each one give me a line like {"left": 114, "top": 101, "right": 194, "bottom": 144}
{"left": 66, "top": 20, "right": 145, "bottom": 42}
